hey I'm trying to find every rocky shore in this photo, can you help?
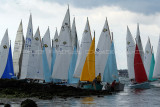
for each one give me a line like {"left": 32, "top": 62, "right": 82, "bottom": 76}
{"left": 0, "top": 79, "right": 111, "bottom": 99}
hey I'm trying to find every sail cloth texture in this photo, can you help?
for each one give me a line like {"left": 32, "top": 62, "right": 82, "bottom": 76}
{"left": 80, "top": 36, "right": 95, "bottom": 82}
{"left": 1, "top": 45, "right": 14, "bottom": 79}
{"left": 149, "top": 53, "right": 156, "bottom": 81}
{"left": 134, "top": 45, "right": 148, "bottom": 83}
{"left": 103, "top": 42, "right": 119, "bottom": 83}
{"left": 126, "top": 26, "right": 135, "bottom": 79}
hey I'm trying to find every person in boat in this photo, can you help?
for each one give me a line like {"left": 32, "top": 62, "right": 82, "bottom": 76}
{"left": 105, "top": 83, "right": 111, "bottom": 91}
{"left": 97, "top": 73, "right": 101, "bottom": 84}
{"left": 111, "top": 80, "right": 116, "bottom": 91}
{"left": 92, "top": 77, "right": 97, "bottom": 90}
{"left": 131, "top": 79, "right": 137, "bottom": 84}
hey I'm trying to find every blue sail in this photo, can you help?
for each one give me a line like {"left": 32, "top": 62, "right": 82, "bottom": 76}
{"left": 149, "top": 53, "right": 157, "bottom": 81}
{"left": 42, "top": 47, "right": 51, "bottom": 82}
{"left": 1, "top": 45, "right": 14, "bottom": 79}
{"left": 51, "top": 47, "right": 61, "bottom": 83}
{"left": 103, "top": 42, "right": 119, "bottom": 83}
{"left": 68, "top": 47, "right": 79, "bottom": 84}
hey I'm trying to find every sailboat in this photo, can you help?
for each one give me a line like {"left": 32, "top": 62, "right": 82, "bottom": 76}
{"left": 73, "top": 18, "right": 92, "bottom": 78}
{"left": 13, "top": 21, "right": 24, "bottom": 79}
{"left": 126, "top": 26, "right": 135, "bottom": 80}
{"left": 1, "top": 44, "right": 14, "bottom": 79}
{"left": 20, "top": 14, "right": 33, "bottom": 79}
{"left": 26, "top": 27, "right": 44, "bottom": 80}
{"left": 103, "top": 33, "right": 124, "bottom": 91}
{"left": 80, "top": 33, "right": 103, "bottom": 90}
{"left": 52, "top": 7, "right": 72, "bottom": 80}
{"left": 52, "top": 28, "right": 59, "bottom": 51}
{"left": 129, "top": 44, "right": 150, "bottom": 89}
{"left": 0, "top": 30, "right": 11, "bottom": 78}
{"left": 144, "top": 38, "right": 152, "bottom": 77}
{"left": 68, "top": 17, "right": 79, "bottom": 84}
{"left": 153, "top": 36, "right": 160, "bottom": 79}
{"left": 95, "top": 18, "right": 111, "bottom": 80}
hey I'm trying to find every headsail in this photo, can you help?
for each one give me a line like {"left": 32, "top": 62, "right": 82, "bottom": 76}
{"left": 0, "top": 30, "right": 10, "bottom": 78}
{"left": 126, "top": 26, "right": 135, "bottom": 79}
{"left": 13, "top": 21, "right": 24, "bottom": 78}
{"left": 52, "top": 7, "right": 72, "bottom": 80}
{"left": 95, "top": 18, "right": 111, "bottom": 79}
{"left": 20, "top": 14, "right": 33, "bottom": 79}
{"left": 68, "top": 18, "right": 79, "bottom": 84}
{"left": 80, "top": 35, "right": 95, "bottom": 82}
{"left": 1, "top": 44, "right": 14, "bottom": 79}
{"left": 103, "top": 38, "right": 119, "bottom": 83}
{"left": 149, "top": 49, "right": 156, "bottom": 81}
{"left": 74, "top": 18, "right": 92, "bottom": 78}
{"left": 134, "top": 44, "right": 148, "bottom": 83}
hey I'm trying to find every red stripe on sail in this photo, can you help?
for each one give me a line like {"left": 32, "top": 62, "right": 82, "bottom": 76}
{"left": 134, "top": 45, "right": 148, "bottom": 83}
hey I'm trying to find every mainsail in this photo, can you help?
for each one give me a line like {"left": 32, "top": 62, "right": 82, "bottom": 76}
{"left": 136, "top": 24, "right": 144, "bottom": 62}
{"left": 74, "top": 18, "right": 92, "bottom": 78}
{"left": 13, "top": 21, "right": 24, "bottom": 78}
{"left": 126, "top": 26, "right": 135, "bottom": 79}
{"left": 52, "top": 7, "right": 72, "bottom": 80}
{"left": 144, "top": 38, "right": 152, "bottom": 77}
{"left": 20, "top": 14, "right": 33, "bottom": 79}
{"left": 53, "top": 28, "right": 59, "bottom": 51}
{"left": 149, "top": 49, "right": 156, "bottom": 81}
{"left": 95, "top": 18, "right": 111, "bottom": 79}
{"left": 26, "top": 28, "right": 44, "bottom": 80}
{"left": 153, "top": 36, "right": 160, "bottom": 78}
{"left": 0, "top": 30, "right": 10, "bottom": 78}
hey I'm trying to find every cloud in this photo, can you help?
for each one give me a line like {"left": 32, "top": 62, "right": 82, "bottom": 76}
{"left": 45, "top": 0, "right": 160, "bottom": 15}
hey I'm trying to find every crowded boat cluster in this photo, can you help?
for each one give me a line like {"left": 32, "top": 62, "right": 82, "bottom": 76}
{"left": 0, "top": 7, "right": 124, "bottom": 91}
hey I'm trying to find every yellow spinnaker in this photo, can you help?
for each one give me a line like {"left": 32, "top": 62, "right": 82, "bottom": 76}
{"left": 80, "top": 36, "right": 95, "bottom": 82}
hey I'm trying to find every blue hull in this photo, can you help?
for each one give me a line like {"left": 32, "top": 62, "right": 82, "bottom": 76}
{"left": 83, "top": 83, "right": 103, "bottom": 91}
{"left": 129, "top": 82, "right": 150, "bottom": 89}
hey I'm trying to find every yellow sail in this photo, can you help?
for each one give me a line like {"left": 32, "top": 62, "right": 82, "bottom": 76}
{"left": 80, "top": 36, "right": 95, "bottom": 82}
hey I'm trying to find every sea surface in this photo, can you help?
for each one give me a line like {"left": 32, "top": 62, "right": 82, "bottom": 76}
{"left": 1, "top": 77, "right": 160, "bottom": 107}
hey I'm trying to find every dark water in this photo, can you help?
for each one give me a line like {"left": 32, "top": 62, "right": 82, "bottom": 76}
{"left": 1, "top": 77, "right": 160, "bottom": 107}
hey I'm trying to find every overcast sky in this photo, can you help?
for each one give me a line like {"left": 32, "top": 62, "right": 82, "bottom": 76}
{"left": 0, "top": 0, "right": 160, "bottom": 69}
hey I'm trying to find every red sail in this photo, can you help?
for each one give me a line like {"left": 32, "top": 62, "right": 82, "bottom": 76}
{"left": 134, "top": 45, "right": 148, "bottom": 83}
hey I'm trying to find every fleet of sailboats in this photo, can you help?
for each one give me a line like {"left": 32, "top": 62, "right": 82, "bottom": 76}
{"left": 1, "top": 6, "right": 160, "bottom": 91}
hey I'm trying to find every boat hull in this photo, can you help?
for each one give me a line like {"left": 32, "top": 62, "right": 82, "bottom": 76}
{"left": 83, "top": 83, "right": 103, "bottom": 91}
{"left": 129, "top": 82, "right": 150, "bottom": 89}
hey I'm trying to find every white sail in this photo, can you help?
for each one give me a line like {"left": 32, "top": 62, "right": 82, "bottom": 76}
{"left": 153, "top": 36, "right": 160, "bottom": 78}
{"left": 126, "top": 26, "right": 135, "bottom": 79}
{"left": 43, "top": 27, "right": 52, "bottom": 71}
{"left": 13, "top": 21, "right": 24, "bottom": 78}
{"left": 53, "top": 28, "right": 59, "bottom": 51}
{"left": 73, "top": 18, "right": 92, "bottom": 78}
{"left": 52, "top": 7, "right": 72, "bottom": 80}
{"left": 144, "top": 38, "right": 152, "bottom": 77}
{"left": 0, "top": 29, "right": 9, "bottom": 78}
{"left": 26, "top": 27, "right": 44, "bottom": 80}
{"left": 95, "top": 18, "right": 111, "bottom": 79}
{"left": 136, "top": 24, "right": 144, "bottom": 62}
{"left": 71, "top": 17, "right": 79, "bottom": 49}
{"left": 20, "top": 14, "right": 33, "bottom": 79}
